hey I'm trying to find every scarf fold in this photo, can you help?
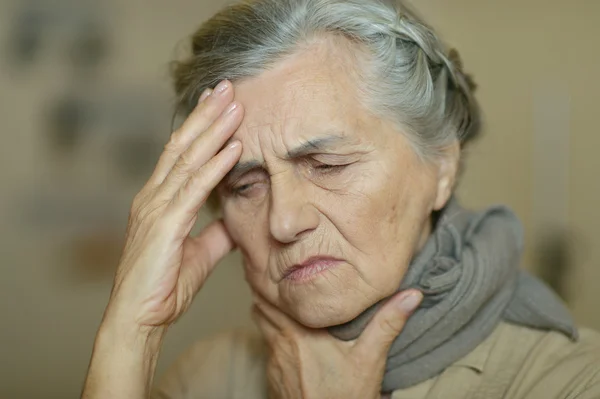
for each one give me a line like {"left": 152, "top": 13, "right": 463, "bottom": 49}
{"left": 327, "top": 199, "right": 578, "bottom": 392}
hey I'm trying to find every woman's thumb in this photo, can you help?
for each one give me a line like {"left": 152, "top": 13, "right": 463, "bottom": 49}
{"left": 179, "top": 220, "right": 236, "bottom": 293}
{"left": 357, "top": 290, "right": 423, "bottom": 357}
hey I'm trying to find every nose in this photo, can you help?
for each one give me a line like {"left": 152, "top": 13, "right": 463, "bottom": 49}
{"left": 269, "top": 173, "right": 319, "bottom": 244}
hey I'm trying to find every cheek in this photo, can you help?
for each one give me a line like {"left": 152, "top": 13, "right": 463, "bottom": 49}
{"left": 222, "top": 206, "right": 246, "bottom": 246}
{"left": 223, "top": 204, "right": 274, "bottom": 288}
{"left": 223, "top": 206, "right": 264, "bottom": 264}
{"left": 324, "top": 161, "right": 407, "bottom": 244}
{"left": 325, "top": 159, "right": 436, "bottom": 284}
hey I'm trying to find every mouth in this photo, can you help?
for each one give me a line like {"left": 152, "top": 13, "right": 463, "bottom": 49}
{"left": 282, "top": 256, "right": 344, "bottom": 283}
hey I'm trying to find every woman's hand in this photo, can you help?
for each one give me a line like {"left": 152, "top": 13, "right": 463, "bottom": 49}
{"left": 105, "top": 80, "right": 244, "bottom": 332}
{"left": 252, "top": 290, "right": 423, "bottom": 399}
{"left": 82, "top": 80, "right": 244, "bottom": 399}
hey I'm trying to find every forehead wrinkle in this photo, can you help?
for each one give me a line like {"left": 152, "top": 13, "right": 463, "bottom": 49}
{"left": 228, "top": 47, "right": 373, "bottom": 176}
{"left": 260, "top": 119, "right": 289, "bottom": 164}
{"left": 227, "top": 133, "right": 362, "bottom": 183}
{"left": 229, "top": 122, "right": 367, "bottom": 171}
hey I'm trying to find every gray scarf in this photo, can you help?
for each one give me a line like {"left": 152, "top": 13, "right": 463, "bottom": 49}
{"left": 328, "top": 199, "right": 578, "bottom": 393}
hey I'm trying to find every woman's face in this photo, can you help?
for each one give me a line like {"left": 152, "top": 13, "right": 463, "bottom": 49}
{"left": 218, "top": 39, "right": 456, "bottom": 328}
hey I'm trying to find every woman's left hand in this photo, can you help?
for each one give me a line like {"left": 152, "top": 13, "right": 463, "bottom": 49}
{"left": 252, "top": 290, "right": 423, "bottom": 399}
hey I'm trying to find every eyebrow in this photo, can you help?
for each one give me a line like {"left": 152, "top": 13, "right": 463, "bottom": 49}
{"left": 224, "top": 134, "right": 350, "bottom": 183}
{"left": 286, "top": 135, "right": 349, "bottom": 158}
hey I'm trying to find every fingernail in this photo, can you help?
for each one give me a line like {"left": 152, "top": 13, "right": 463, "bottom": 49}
{"left": 224, "top": 102, "right": 239, "bottom": 115}
{"left": 214, "top": 80, "right": 230, "bottom": 95}
{"left": 398, "top": 291, "right": 422, "bottom": 313}
{"left": 198, "top": 88, "right": 213, "bottom": 103}
{"left": 228, "top": 140, "right": 241, "bottom": 150}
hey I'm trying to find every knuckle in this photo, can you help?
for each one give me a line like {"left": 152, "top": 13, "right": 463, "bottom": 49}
{"left": 129, "top": 202, "right": 143, "bottom": 223}
{"left": 127, "top": 207, "right": 143, "bottom": 231}
{"left": 165, "top": 132, "right": 184, "bottom": 152}
{"left": 131, "top": 189, "right": 149, "bottom": 209}
{"left": 130, "top": 203, "right": 146, "bottom": 223}
{"left": 130, "top": 184, "right": 157, "bottom": 211}
{"left": 190, "top": 172, "right": 211, "bottom": 200}
{"left": 183, "top": 172, "right": 210, "bottom": 201}
{"left": 378, "top": 317, "right": 404, "bottom": 337}
{"left": 174, "top": 152, "right": 195, "bottom": 175}
{"left": 131, "top": 199, "right": 164, "bottom": 226}
{"left": 131, "top": 195, "right": 143, "bottom": 211}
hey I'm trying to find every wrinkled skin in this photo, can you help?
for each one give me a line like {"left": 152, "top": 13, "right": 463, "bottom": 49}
{"left": 81, "top": 34, "right": 460, "bottom": 399}
{"left": 219, "top": 36, "right": 459, "bottom": 328}
{"left": 252, "top": 289, "right": 423, "bottom": 399}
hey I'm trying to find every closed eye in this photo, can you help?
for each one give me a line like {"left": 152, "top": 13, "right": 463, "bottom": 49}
{"left": 224, "top": 168, "right": 269, "bottom": 198}
{"left": 316, "top": 163, "right": 340, "bottom": 169}
{"left": 233, "top": 183, "right": 254, "bottom": 194}
{"left": 228, "top": 177, "right": 270, "bottom": 198}
{"left": 312, "top": 161, "right": 352, "bottom": 173}
{"left": 317, "top": 164, "right": 345, "bottom": 171}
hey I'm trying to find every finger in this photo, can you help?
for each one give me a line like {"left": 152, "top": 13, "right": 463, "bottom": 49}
{"left": 167, "top": 140, "right": 242, "bottom": 218}
{"left": 198, "top": 88, "right": 214, "bottom": 103}
{"left": 148, "top": 80, "right": 235, "bottom": 186}
{"left": 159, "top": 100, "right": 244, "bottom": 199}
{"left": 252, "top": 304, "right": 279, "bottom": 343}
{"left": 178, "top": 220, "right": 236, "bottom": 295}
{"left": 356, "top": 290, "right": 422, "bottom": 359}
{"left": 189, "top": 219, "right": 236, "bottom": 268}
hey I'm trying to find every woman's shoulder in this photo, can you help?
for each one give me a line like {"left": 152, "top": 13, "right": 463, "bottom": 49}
{"left": 152, "top": 328, "right": 267, "bottom": 399}
{"left": 503, "top": 322, "right": 600, "bottom": 370}
{"left": 492, "top": 322, "right": 600, "bottom": 399}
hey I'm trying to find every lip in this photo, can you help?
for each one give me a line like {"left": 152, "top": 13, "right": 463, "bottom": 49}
{"left": 282, "top": 256, "right": 343, "bottom": 283}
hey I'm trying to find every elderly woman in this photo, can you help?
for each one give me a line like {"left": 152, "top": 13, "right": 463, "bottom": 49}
{"left": 81, "top": 0, "right": 600, "bottom": 398}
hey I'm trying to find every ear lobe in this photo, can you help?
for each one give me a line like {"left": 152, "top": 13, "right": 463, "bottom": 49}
{"left": 433, "top": 141, "right": 460, "bottom": 211}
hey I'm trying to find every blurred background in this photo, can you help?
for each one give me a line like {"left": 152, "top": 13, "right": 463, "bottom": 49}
{"left": 0, "top": 0, "right": 598, "bottom": 397}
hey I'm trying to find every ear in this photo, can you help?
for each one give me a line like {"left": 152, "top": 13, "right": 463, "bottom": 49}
{"left": 433, "top": 140, "right": 460, "bottom": 211}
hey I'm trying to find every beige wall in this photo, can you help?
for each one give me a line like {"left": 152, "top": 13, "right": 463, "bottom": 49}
{"left": 0, "top": 0, "right": 598, "bottom": 397}
{"left": 418, "top": 0, "right": 600, "bottom": 327}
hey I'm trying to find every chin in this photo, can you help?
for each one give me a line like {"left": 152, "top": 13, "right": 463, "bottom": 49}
{"left": 275, "top": 263, "right": 388, "bottom": 328}
{"left": 282, "top": 289, "right": 374, "bottom": 328}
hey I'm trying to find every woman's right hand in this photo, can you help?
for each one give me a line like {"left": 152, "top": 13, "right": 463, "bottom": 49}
{"left": 102, "top": 79, "right": 244, "bottom": 334}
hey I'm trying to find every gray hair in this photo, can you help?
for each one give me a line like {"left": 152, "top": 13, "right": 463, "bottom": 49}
{"left": 171, "top": 0, "right": 481, "bottom": 159}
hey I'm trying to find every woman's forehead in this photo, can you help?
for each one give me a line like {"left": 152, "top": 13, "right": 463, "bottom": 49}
{"left": 236, "top": 76, "right": 355, "bottom": 128}
{"left": 231, "top": 119, "right": 367, "bottom": 166}
{"left": 231, "top": 56, "right": 369, "bottom": 152}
